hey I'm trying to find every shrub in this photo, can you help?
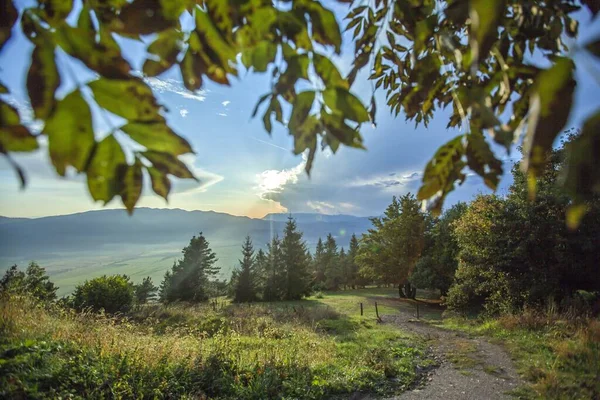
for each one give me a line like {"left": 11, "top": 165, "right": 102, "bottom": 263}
{"left": 72, "top": 275, "right": 134, "bottom": 314}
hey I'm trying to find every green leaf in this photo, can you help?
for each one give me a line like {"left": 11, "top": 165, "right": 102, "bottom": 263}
{"left": 323, "top": 88, "right": 369, "bottom": 123}
{"left": 142, "top": 151, "right": 196, "bottom": 180}
{"left": 562, "top": 109, "right": 600, "bottom": 206}
{"left": 523, "top": 58, "right": 575, "bottom": 180}
{"left": 0, "top": 81, "right": 7, "bottom": 94}
{"left": 289, "top": 91, "right": 316, "bottom": 132}
{"left": 0, "top": 100, "right": 38, "bottom": 152}
{"left": 121, "top": 122, "right": 193, "bottom": 156}
{"left": 469, "top": 0, "right": 504, "bottom": 62}
{"left": 43, "top": 90, "right": 95, "bottom": 176}
{"left": 118, "top": 160, "right": 143, "bottom": 215}
{"left": 466, "top": 131, "right": 503, "bottom": 190}
{"left": 296, "top": 0, "right": 342, "bottom": 53}
{"left": 86, "top": 134, "right": 126, "bottom": 203}
{"left": 585, "top": 39, "right": 600, "bottom": 58}
{"left": 322, "top": 112, "right": 364, "bottom": 149}
{"left": 147, "top": 166, "right": 171, "bottom": 200}
{"left": 113, "top": 0, "right": 179, "bottom": 35}
{"left": 566, "top": 204, "right": 588, "bottom": 231}
{"left": 89, "top": 78, "right": 163, "bottom": 122}
{"left": 418, "top": 135, "right": 466, "bottom": 215}
{"left": 43, "top": 0, "right": 74, "bottom": 21}
{"left": 180, "top": 48, "right": 204, "bottom": 91}
{"left": 313, "top": 54, "right": 348, "bottom": 89}
{"left": 250, "top": 41, "right": 277, "bottom": 72}
{"left": 293, "top": 115, "right": 320, "bottom": 155}
{"left": 194, "top": 9, "right": 237, "bottom": 66}
{"left": 27, "top": 44, "right": 61, "bottom": 120}
{"left": 143, "top": 29, "right": 183, "bottom": 77}
{"left": 57, "top": 25, "right": 131, "bottom": 79}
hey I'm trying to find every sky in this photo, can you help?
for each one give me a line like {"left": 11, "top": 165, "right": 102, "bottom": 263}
{"left": 0, "top": 1, "right": 599, "bottom": 219}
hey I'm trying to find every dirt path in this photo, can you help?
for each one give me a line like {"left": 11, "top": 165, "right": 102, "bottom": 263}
{"left": 369, "top": 298, "right": 524, "bottom": 400}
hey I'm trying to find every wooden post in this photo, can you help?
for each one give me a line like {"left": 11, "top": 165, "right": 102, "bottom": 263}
{"left": 375, "top": 301, "right": 381, "bottom": 322}
{"left": 360, "top": 302, "right": 363, "bottom": 316}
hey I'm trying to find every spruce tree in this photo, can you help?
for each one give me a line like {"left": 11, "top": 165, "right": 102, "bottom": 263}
{"left": 339, "top": 248, "right": 348, "bottom": 289}
{"left": 234, "top": 236, "right": 257, "bottom": 302}
{"left": 312, "top": 237, "right": 326, "bottom": 288}
{"left": 134, "top": 276, "right": 158, "bottom": 304}
{"left": 160, "top": 233, "right": 219, "bottom": 303}
{"left": 324, "top": 233, "right": 342, "bottom": 290}
{"left": 263, "top": 236, "right": 285, "bottom": 301}
{"left": 281, "top": 217, "right": 311, "bottom": 300}
{"left": 254, "top": 248, "right": 267, "bottom": 296}
{"left": 347, "top": 234, "right": 360, "bottom": 289}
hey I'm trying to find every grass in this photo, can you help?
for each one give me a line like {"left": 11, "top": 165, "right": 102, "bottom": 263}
{"left": 0, "top": 288, "right": 433, "bottom": 399}
{"left": 436, "top": 312, "right": 600, "bottom": 399}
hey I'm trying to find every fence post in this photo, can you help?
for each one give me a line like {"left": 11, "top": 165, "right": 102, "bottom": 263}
{"left": 375, "top": 302, "right": 381, "bottom": 322}
{"left": 360, "top": 302, "right": 363, "bottom": 316}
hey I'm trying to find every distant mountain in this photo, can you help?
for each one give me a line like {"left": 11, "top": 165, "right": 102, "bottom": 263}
{"left": 263, "top": 212, "right": 371, "bottom": 223}
{"left": 0, "top": 208, "right": 373, "bottom": 295}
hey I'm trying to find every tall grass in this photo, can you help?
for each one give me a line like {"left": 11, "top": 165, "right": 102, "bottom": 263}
{"left": 1, "top": 293, "right": 430, "bottom": 399}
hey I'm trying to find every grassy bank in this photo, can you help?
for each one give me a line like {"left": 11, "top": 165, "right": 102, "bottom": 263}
{"left": 0, "top": 289, "right": 432, "bottom": 399}
{"left": 437, "top": 312, "right": 600, "bottom": 399}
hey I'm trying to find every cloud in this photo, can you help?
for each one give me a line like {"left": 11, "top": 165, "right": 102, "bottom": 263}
{"left": 222, "top": 100, "right": 230, "bottom": 107}
{"left": 256, "top": 154, "right": 307, "bottom": 211}
{"left": 217, "top": 112, "right": 228, "bottom": 117}
{"left": 347, "top": 170, "right": 422, "bottom": 191}
{"left": 167, "top": 154, "right": 224, "bottom": 195}
{"left": 179, "top": 108, "right": 189, "bottom": 117}
{"left": 306, "top": 200, "right": 335, "bottom": 213}
{"left": 144, "top": 77, "right": 206, "bottom": 102}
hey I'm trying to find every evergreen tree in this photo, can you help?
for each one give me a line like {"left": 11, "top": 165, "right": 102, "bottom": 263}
{"left": 263, "top": 236, "right": 285, "bottom": 301}
{"left": 254, "top": 248, "right": 267, "bottom": 296}
{"left": 281, "top": 217, "right": 311, "bottom": 300}
{"left": 234, "top": 236, "right": 258, "bottom": 303}
{"left": 158, "top": 267, "right": 173, "bottom": 303}
{"left": 134, "top": 276, "right": 158, "bottom": 304}
{"left": 339, "top": 248, "right": 349, "bottom": 289}
{"left": 356, "top": 194, "right": 425, "bottom": 298}
{"left": 312, "top": 237, "right": 326, "bottom": 288}
{"left": 0, "top": 262, "right": 57, "bottom": 302}
{"left": 323, "top": 234, "right": 342, "bottom": 290}
{"left": 347, "top": 234, "right": 360, "bottom": 289}
{"left": 160, "top": 233, "right": 219, "bottom": 303}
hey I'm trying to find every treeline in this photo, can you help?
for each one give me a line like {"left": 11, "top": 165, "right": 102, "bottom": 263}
{"left": 351, "top": 134, "right": 600, "bottom": 315}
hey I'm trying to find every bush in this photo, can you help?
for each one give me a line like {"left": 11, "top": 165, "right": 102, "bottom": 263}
{"left": 72, "top": 275, "right": 134, "bottom": 314}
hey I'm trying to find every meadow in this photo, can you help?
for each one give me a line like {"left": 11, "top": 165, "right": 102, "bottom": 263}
{"left": 0, "top": 288, "right": 435, "bottom": 399}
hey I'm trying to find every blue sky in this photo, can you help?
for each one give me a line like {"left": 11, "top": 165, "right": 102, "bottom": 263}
{"left": 1, "top": 1, "right": 599, "bottom": 219}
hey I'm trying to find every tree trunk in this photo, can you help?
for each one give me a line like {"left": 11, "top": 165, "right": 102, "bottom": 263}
{"left": 402, "top": 282, "right": 416, "bottom": 299}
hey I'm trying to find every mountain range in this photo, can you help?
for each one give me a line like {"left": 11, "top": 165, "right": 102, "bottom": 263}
{"left": 0, "top": 208, "right": 373, "bottom": 296}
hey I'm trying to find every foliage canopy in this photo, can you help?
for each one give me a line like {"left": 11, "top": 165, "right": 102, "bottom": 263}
{"left": 1, "top": 0, "right": 598, "bottom": 222}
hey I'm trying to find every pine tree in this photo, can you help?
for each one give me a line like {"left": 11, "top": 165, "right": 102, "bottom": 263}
{"left": 254, "top": 248, "right": 267, "bottom": 296}
{"left": 134, "top": 276, "right": 158, "bottom": 304}
{"left": 263, "top": 236, "right": 285, "bottom": 301}
{"left": 347, "top": 234, "right": 360, "bottom": 289}
{"left": 312, "top": 237, "right": 326, "bottom": 288}
{"left": 234, "top": 236, "right": 257, "bottom": 302}
{"left": 281, "top": 217, "right": 311, "bottom": 300}
{"left": 339, "top": 248, "right": 348, "bottom": 289}
{"left": 323, "top": 234, "right": 341, "bottom": 290}
{"left": 160, "top": 233, "right": 219, "bottom": 303}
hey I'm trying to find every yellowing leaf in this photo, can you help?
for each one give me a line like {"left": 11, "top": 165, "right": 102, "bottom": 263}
{"left": 27, "top": 44, "right": 61, "bottom": 120}
{"left": 118, "top": 160, "right": 143, "bottom": 214}
{"left": 147, "top": 166, "right": 171, "bottom": 200}
{"left": 0, "top": 100, "right": 38, "bottom": 152}
{"left": 143, "top": 29, "right": 183, "bottom": 77}
{"left": 142, "top": 150, "right": 196, "bottom": 180}
{"left": 469, "top": 0, "right": 504, "bottom": 63}
{"left": 323, "top": 88, "right": 369, "bottom": 123}
{"left": 43, "top": 90, "right": 95, "bottom": 176}
{"left": 313, "top": 54, "right": 348, "bottom": 89}
{"left": 86, "top": 134, "right": 126, "bottom": 203}
{"left": 289, "top": 91, "right": 316, "bottom": 131}
{"left": 0, "top": 0, "right": 17, "bottom": 51}
{"left": 522, "top": 58, "right": 575, "bottom": 179}
{"left": 121, "top": 121, "right": 193, "bottom": 156}
{"left": 114, "top": 0, "right": 178, "bottom": 35}
{"left": 466, "top": 131, "right": 503, "bottom": 190}
{"left": 89, "top": 78, "right": 164, "bottom": 122}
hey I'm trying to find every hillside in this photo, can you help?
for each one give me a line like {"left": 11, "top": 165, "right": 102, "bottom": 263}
{"left": 0, "top": 208, "right": 372, "bottom": 295}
